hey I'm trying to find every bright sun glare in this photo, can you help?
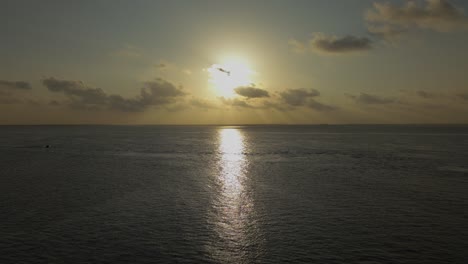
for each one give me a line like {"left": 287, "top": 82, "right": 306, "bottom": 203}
{"left": 208, "top": 57, "right": 254, "bottom": 98}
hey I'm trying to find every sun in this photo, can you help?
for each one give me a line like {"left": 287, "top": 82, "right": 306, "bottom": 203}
{"left": 207, "top": 56, "right": 254, "bottom": 98}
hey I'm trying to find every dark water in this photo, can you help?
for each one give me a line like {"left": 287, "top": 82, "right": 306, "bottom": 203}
{"left": 1, "top": 125, "right": 467, "bottom": 263}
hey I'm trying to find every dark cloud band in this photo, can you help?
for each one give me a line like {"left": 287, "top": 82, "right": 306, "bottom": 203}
{"left": 311, "top": 34, "right": 373, "bottom": 54}
{"left": 42, "top": 77, "right": 186, "bottom": 112}
{"left": 0, "top": 80, "right": 31, "bottom": 90}
{"left": 234, "top": 87, "right": 270, "bottom": 98}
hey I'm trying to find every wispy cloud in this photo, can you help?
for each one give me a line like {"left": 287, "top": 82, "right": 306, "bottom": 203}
{"left": 307, "top": 99, "right": 338, "bottom": 111}
{"left": 457, "top": 93, "right": 468, "bottom": 100}
{"left": 110, "top": 45, "right": 142, "bottom": 59}
{"left": 347, "top": 93, "right": 396, "bottom": 105}
{"left": 280, "top": 88, "right": 320, "bottom": 106}
{"left": 189, "top": 98, "right": 219, "bottom": 109}
{"left": 366, "top": 0, "right": 468, "bottom": 40}
{"left": 367, "top": 24, "right": 406, "bottom": 41}
{"left": 288, "top": 39, "right": 307, "bottom": 54}
{"left": 220, "top": 97, "right": 256, "bottom": 108}
{"left": 0, "top": 80, "right": 32, "bottom": 90}
{"left": 0, "top": 79, "right": 33, "bottom": 105}
{"left": 0, "top": 97, "right": 22, "bottom": 104}
{"left": 417, "top": 90, "right": 437, "bottom": 99}
{"left": 290, "top": 33, "right": 373, "bottom": 55}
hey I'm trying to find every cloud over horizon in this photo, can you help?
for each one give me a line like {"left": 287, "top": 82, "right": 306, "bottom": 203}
{"left": 42, "top": 77, "right": 186, "bottom": 112}
{"left": 220, "top": 97, "right": 256, "bottom": 108}
{"left": 0, "top": 80, "right": 33, "bottom": 105}
{"left": 307, "top": 99, "right": 338, "bottom": 111}
{"left": 189, "top": 98, "right": 219, "bottom": 109}
{"left": 280, "top": 88, "right": 320, "bottom": 106}
{"left": 278, "top": 88, "right": 337, "bottom": 111}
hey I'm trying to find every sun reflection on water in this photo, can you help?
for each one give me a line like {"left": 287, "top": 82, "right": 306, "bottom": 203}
{"left": 210, "top": 128, "right": 258, "bottom": 262}
{"left": 219, "top": 129, "right": 246, "bottom": 197}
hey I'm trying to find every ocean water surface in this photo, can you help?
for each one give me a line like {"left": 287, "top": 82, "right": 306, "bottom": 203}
{"left": 0, "top": 125, "right": 467, "bottom": 263}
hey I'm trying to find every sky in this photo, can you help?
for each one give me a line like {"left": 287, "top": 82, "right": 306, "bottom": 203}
{"left": 1, "top": 0, "right": 468, "bottom": 124}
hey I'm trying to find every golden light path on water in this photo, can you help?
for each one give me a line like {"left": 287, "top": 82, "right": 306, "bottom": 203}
{"left": 219, "top": 129, "right": 246, "bottom": 198}
{"left": 210, "top": 128, "right": 259, "bottom": 262}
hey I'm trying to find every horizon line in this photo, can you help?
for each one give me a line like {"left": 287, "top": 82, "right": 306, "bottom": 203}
{"left": 1, "top": 123, "right": 468, "bottom": 126}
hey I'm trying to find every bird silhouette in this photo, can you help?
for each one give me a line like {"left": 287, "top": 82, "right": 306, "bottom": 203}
{"left": 217, "top": 67, "right": 231, "bottom": 76}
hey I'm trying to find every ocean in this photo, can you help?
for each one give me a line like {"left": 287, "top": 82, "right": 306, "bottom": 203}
{"left": 1, "top": 125, "right": 467, "bottom": 263}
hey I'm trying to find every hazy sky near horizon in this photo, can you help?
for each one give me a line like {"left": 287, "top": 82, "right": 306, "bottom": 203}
{"left": 1, "top": 0, "right": 468, "bottom": 124}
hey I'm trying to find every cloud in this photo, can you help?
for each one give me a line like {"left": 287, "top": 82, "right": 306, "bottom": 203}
{"left": 48, "top": 100, "right": 61, "bottom": 106}
{"left": 290, "top": 33, "right": 373, "bottom": 55}
{"left": 261, "top": 100, "right": 291, "bottom": 111}
{"left": 234, "top": 86, "right": 270, "bottom": 98}
{"left": 155, "top": 60, "right": 173, "bottom": 71}
{"left": 275, "top": 88, "right": 337, "bottom": 111}
{"left": 307, "top": 99, "right": 338, "bottom": 111}
{"left": 43, "top": 78, "right": 108, "bottom": 105}
{"left": 42, "top": 77, "right": 186, "bottom": 112}
{"left": 0, "top": 79, "right": 33, "bottom": 105}
{"left": 457, "top": 93, "right": 468, "bottom": 100}
{"left": 189, "top": 98, "right": 219, "bottom": 109}
{"left": 220, "top": 97, "right": 256, "bottom": 108}
{"left": 280, "top": 88, "right": 320, "bottom": 106}
{"left": 111, "top": 79, "right": 186, "bottom": 111}
{"left": 27, "top": 99, "right": 41, "bottom": 106}
{"left": 288, "top": 39, "right": 307, "bottom": 53}
{"left": 0, "top": 97, "right": 22, "bottom": 104}
{"left": 347, "top": 92, "right": 396, "bottom": 105}
{"left": 417, "top": 90, "right": 436, "bottom": 99}
{"left": 367, "top": 24, "right": 406, "bottom": 41}
{"left": 107, "top": 95, "right": 146, "bottom": 112}
{"left": 0, "top": 80, "right": 32, "bottom": 90}
{"left": 110, "top": 45, "right": 142, "bottom": 59}
{"left": 310, "top": 33, "right": 373, "bottom": 54}
{"left": 366, "top": 0, "right": 468, "bottom": 35}
{"left": 141, "top": 79, "right": 186, "bottom": 102}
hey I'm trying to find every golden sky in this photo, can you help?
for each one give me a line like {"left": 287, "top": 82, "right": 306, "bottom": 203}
{"left": 1, "top": 0, "right": 468, "bottom": 124}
